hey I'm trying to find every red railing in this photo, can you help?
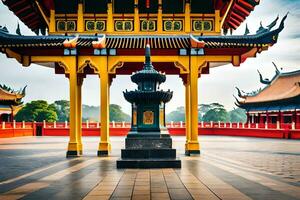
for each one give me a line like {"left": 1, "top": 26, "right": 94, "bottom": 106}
{"left": 0, "top": 121, "right": 299, "bottom": 139}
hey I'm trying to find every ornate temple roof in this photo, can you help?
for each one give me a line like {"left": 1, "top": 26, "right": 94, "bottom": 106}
{"left": 0, "top": 15, "right": 287, "bottom": 50}
{"left": 2, "top": 0, "right": 260, "bottom": 33}
{"left": 236, "top": 68, "right": 300, "bottom": 112}
{"left": 0, "top": 84, "right": 26, "bottom": 106}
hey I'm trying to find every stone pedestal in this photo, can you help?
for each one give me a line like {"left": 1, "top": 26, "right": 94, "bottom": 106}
{"left": 117, "top": 132, "right": 181, "bottom": 168}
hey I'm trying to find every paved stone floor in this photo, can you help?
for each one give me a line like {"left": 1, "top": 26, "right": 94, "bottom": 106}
{"left": 0, "top": 136, "right": 299, "bottom": 200}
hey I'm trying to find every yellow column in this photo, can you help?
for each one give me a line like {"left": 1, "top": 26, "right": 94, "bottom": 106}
{"left": 107, "top": 2, "right": 114, "bottom": 33}
{"left": 98, "top": 58, "right": 111, "bottom": 156}
{"left": 185, "top": 57, "right": 203, "bottom": 155}
{"left": 184, "top": 1, "right": 191, "bottom": 33}
{"left": 215, "top": 10, "right": 221, "bottom": 33}
{"left": 77, "top": 3, "right": 84, "bottom": 32}
{"left": 134, "top": 0, "right": 140, "bottom": 33}
{"left": 184, "top": 78, "right": 191, "bottom": 154}
{"left": 76, "top": 76, "right": 84, "bottom": 155}
{"left": 49, "top": 9, "right": 55, "bottom": 33}
{"left": 157, "top": 0, "right": 163, "bottom": 33}
{"left": 67, "top": 60, "right": 80, "bottom": 157}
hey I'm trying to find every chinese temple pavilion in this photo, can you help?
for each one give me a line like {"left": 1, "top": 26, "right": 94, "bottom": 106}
{"left": 236, "top": 66, "right": 300, "bottom": 126}
{"left": 0, "top": 0, "right": 287, "bottom": 157}
{"left": 0, "top": 84, "right": 26, "bottom": 122}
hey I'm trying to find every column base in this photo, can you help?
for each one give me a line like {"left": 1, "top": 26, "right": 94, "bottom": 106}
{"left": 66, "top": 150, "right": 81, "bottom": 157}
{"left": 185, "top": 150, "right": 201, "bottom": 156}
{"left": 78, "top": 143, "right": 83, "bottom": 155}
{"left": 66, "top": 142, "right": 81, "bottom": 157}
{"left": 97, "top": 150, "right": 109, "bottom": 156}
{"left": 97, "top": 142, "right": 111, "bottom": 157}
{"left": 185, "top": 141, "right": 200, "bottom": 156}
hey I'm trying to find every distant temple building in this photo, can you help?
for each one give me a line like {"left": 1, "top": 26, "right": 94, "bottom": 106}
{"left": 236, "top": 65, "right": 300, "bottom": 126}
{"left": 0, "top": 85, "right": 26, "bottom": 122}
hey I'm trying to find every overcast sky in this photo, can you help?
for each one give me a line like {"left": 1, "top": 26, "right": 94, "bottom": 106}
{"left": 0, "top": 0, "right": 299, "bottom": 115}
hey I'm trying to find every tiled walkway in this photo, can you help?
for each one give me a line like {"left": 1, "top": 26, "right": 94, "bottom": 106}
{"left": 0, "top": 136, "right": 299, "bottom": 200}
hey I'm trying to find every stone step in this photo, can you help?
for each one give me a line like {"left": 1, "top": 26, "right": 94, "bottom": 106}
{"left": 125, "top": 137, "right": 172, "bottom": 149}
{"left": 116, "top": 159, "right": 181, "bottom": 168}
{"left": 121, "top": 148, "right": 176, "bottom": 159}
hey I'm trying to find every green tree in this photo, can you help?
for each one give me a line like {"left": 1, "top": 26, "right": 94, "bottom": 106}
{"left": 109, "top": 104, "right": 130, "bottom": 122}
{"left": 52, "top": 100, "right": 69, "bottom": 122}
{"left": 166, "top": 107, "right": 185, "bottom": 122}
{"left": 15, "top": 100, "right": 57, "bottom": 122}
{"left": 229, "top": 108, "right": 247, "bottom": 122}
{"left": 202, "top": 103, "right": 229, "bottom": 122}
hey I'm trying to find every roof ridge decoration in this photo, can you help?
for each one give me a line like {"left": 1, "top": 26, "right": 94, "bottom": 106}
{"left": 63, "top": 35, "right": 79, "bottom": 48}
{"left": 92, "top": 34, "right": 106, "bottom": 49}
{"left": 0, "top": 84, "right": 26, "bottom": 98}
{"left": 190, "top": 34, "right": 206, "bottom": 48}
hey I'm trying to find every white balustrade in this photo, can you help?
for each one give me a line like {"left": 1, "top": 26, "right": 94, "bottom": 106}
{"left": 65, "top": 121, "right": 68, "bottom": 128}
{"left": 276, "top": 121, "right": 280, "bottom": 129}
{"left": 292, "top": 122, "right": 295, "bottom": 130}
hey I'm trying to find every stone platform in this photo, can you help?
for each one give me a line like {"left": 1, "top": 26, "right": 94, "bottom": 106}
{"left": 117, "top": 133, "right": 181, "bottom": 168}
{"left": 0, "top": 136, "right": 300, "bottom": 200}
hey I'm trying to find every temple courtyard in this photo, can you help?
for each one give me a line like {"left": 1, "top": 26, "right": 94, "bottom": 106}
{"left": 0, "top": 136, "right": 299, "bottom": 200}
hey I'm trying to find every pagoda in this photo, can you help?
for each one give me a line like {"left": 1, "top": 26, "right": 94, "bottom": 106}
{"left": 117, "top": 44, "right": 181, "bottom": 168}
{"left": 0, "top": 84, "right": 26, "bottom": 122}
{"left": 236, "top": 65, "right": 300, "bottom": 127}
{"left": 0, "top": 0, "right": 287, "bottom": 157}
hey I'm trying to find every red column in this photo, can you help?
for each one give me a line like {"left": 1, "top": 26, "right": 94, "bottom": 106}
{"left": 246, "top": 112, "right": 250, "bottom": 123}
{"left": 293, "top": 110, "right": 296, "bottom": 123}
{"left": 259, "top": 113, "right": 264, "bottom": 124}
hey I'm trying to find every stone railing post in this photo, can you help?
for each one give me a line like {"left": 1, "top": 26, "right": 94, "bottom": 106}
{"left": 265, "top": 121, "right": 268, "bottom": 129}
{"left": 43, "top": 120, "right": 46, "bottom": 128}
{"left": 229, "top": 122, "right": 232, "bottom": 128}
{"left": 2, "top": 121, "right": 5, "bottom": 129}
{"left": 201, "top": 121, "right": 204, "bottom": 128}
{"left": 210, "top": 121, "right": 213, "bottom": 127}
{"left": 171, "top": 121, "right": 174, "bottom": 128}
{"left": 65, "top": 121, "right": 68, "bottom": 128}
{"left": 86, "top": 120, "right": 89, "bottom": 128}
{"left": 237, "top": 122, "right": 240, "bottom": 128}
{"left": 180, "top": 121, "right": 183, "bottom": 128}
{"left": 242, "top": 123, "right": 245, "bottom": 128}
{"left": 22, "top": 121, "right": 25, "bottom": 129}
{"left": 112, "top": 121, "right": 115, "bottom": 128}
{"left": 13, "top": 120, "right": 16, "bottom": 129}
{"left": 276, "top": 121, "right": 280, "bottom": 129}
{"left": 218, "top": 121, "right": 221, "bottom": 128}
{"left": 248, "top": 123, "right": 250, "bottom": 128}
{"left": 122, "top": 121, "right": 125, "bottom": 128}
{"left": 255, "top": 123, "right": 258, "bottom": 129}
{"left": 292, "top": 122, "right": 295, "bottom": 130}
{"left": 97, "top": 122, "right": 100, "bottom": 128}
{"left": 53, "top": 121, "right": 57, "bottom": 128}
